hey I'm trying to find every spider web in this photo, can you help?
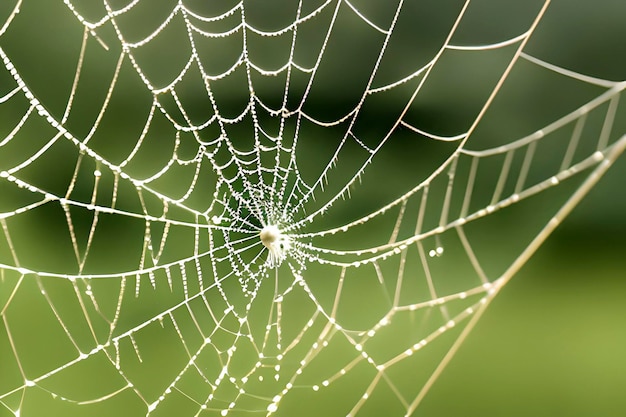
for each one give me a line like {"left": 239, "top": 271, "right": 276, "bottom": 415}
{"left": 1, "top": 1, "right": 625, "bottom": 416}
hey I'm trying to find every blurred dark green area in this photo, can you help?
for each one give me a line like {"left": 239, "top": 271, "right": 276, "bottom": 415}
{"left": 1, "top": 0, "right": 625, "bottom": 416}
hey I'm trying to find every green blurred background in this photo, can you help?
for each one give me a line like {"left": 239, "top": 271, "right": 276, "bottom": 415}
{"left": 1, "top": 1, "right": 625, "bottom": 416}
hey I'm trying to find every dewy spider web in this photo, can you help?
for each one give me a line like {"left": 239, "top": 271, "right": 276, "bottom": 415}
{"left": 0, "top": 0, "right": 624, "bottom": 416}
